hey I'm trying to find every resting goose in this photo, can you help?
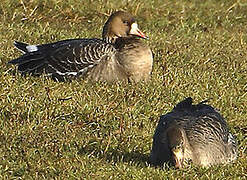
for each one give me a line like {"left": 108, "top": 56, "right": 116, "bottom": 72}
{"left": 149, "top": 97, "right": 238, "bottom": 168}
{"left": 8, "top": 11, "right": 153, "bottom": 82}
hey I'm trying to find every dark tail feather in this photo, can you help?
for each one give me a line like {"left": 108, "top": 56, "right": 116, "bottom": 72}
{"left": 9, "top": 53, "right": 47, "bottom": 75}
{"left": 174, "top": 97, "right": 193, "bottom": 111}
{"left": 8, "top": 56, "right": 23, "bottom": 64}
{"left": 18, "top": 60, "right": 46, "bottom": 74}
{"left": 8, "top": 52, "right": 43, "bottom": 64}
{"left": 14, "top": 41, "right": 29, "bottom": 53}
{"left": 173, "top": 97, "right": 215, "bottom": 115}
{"left": 199, "top": 99, "right": 210, "bottom": 105}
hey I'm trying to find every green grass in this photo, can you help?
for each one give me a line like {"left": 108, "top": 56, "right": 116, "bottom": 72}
{"left": 0, "top": 0, "right": 247, "bottom": 179}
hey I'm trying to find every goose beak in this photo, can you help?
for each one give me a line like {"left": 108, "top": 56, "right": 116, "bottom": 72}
{"left": 129, "top": 23, "right": 148, "bottom": 39}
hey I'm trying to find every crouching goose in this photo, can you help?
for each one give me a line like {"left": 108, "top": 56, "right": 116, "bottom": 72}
{"left": 8, "top": 11, "right": 153, "bottom": 82}
{"left": 149, "top": 97, "right": 238, "bottom": 168}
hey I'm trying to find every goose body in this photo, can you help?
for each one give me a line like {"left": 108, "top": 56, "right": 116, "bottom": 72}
{"left": 149, "top": 97, "right": 237, "bottom": 168}
{"left": 8, "top": 11, "right": 153, "bottom": 82}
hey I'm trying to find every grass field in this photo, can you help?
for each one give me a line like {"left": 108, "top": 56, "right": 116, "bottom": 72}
{"left": 0, "top": 0, "right": 246, "bottom": 179}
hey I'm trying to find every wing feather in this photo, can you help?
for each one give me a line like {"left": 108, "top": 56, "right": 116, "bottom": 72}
{"left": 9, "top": 39, "right": 116, "bottom": 81}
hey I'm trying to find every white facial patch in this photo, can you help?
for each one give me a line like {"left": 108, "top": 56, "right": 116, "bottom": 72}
{"left": 26, "top": 45, "right": 38, "bottom": 52}
{"left": 129, "top": 23, "right": 146, "bottom": 39}
{"left": 131, "top": 23, "right": 138, "bottom": 30}
{"left": 129, "top": 23, "right": 139, "bottom": 34}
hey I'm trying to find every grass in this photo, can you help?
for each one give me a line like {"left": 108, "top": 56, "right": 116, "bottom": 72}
{"left": 0, "top": 0, "right": 247, "bottom": 179}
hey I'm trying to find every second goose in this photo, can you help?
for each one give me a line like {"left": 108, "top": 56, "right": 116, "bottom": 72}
{"left": 149, "top": 97, "right": 238, "bottom": 168}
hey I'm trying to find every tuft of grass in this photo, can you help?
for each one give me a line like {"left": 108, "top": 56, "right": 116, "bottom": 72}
{"left": 0, "top": 0, "right": 246, "bottom": 179}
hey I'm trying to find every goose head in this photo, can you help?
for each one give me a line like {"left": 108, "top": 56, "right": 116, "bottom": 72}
{"left": 167, "top": 126, "right": 187, "bottom": 169}
{"left": 102, "top": 11, "right": 147, "bottom": 43}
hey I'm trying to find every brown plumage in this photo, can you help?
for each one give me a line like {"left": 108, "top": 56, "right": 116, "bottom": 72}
{"left": 149, "top": 97, "right": 238, "bottom": 168}
{"left": 8, "top": 11, "right": 153, "bottom": 82}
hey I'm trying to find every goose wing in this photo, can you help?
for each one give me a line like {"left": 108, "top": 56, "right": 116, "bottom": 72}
{"left": 9, "top": 39, "right": 116, "bottom": 81}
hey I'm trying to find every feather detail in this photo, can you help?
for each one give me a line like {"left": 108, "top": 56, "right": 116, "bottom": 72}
{"left": 149, "top": 97, "right": 238, "bottom": 168}
{"left": 9, "top": 39, "right": 117, "bottom": 81}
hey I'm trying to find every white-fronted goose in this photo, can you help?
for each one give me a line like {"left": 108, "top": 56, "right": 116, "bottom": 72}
{"left": 149, "top": 97, "right": 237, "bottom": 168}
{"left": 8, "top": 11, "right": 153, "bottom": 82}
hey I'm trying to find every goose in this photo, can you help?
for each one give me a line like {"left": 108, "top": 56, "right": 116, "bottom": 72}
{"left": 8, "top": 11, "right": 153, "bottom": 82}
{"left": 149, "top": 97, "right": 237, "bottom": 168}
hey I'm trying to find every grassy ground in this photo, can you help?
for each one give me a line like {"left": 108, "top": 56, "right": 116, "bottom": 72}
{"left": 0, "top": 0, "right": 246, "bottom": 179}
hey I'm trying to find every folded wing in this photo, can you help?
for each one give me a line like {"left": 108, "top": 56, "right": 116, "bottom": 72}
{"left": 9, "top": 39, "right": 116, "bottom": 81}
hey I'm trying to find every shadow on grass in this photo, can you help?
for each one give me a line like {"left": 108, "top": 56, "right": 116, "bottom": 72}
{"left": 78, "top": 145, "right": 149, "bottom": 167}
